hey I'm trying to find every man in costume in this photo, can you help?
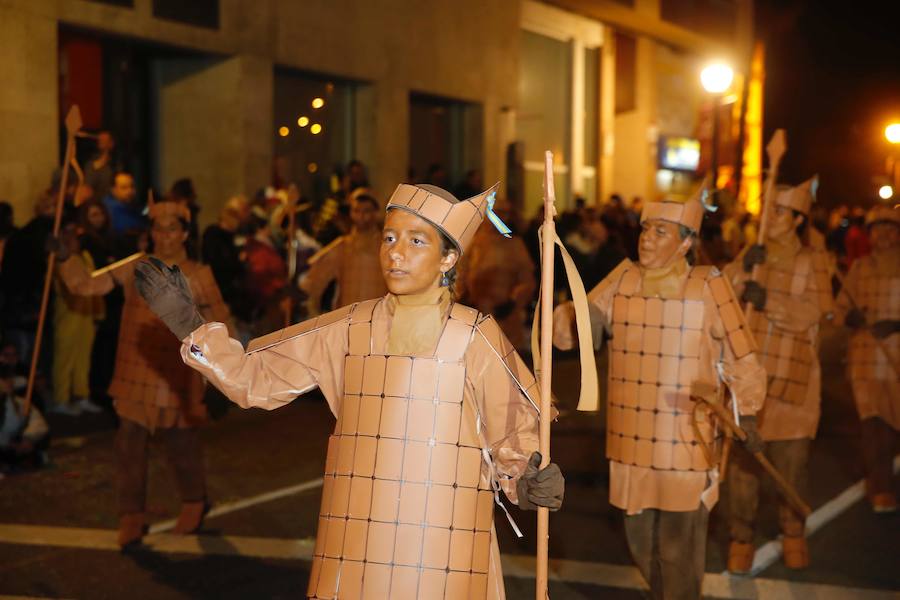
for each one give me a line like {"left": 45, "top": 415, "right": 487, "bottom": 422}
{"left": 300, "top": 187, "right": 387, "bottom": 315}
{"left": 836, "top": 204, "right": 900, "bottom": 514}
{"left": 56, "top": 200, "right": 231, "bottom": 547}
{"left": 135, "top": 183, "right": 564, "bottom": 599}
{"left": 554, "top": 187, "right": 766, "bottom": 599}
{"left": 722, "top": 178, "right": 834, "bottom": 572}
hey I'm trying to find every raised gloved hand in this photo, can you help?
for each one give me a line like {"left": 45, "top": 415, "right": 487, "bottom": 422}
{"left": 844, "top": 307, "right": 866, "bottom": 330}
{"left": 741, "top": 281, "right": 767, "bottom": 311}
{"left": 740, "top": 416, "right": 764, "bottom": 454}
{"left": 134, "top": 257, "right": 204, "bottom": 340}
{"left": 516, "top": 451, "right": 564, "bottom": 512}
{"left": 742, "top": 244, "right": 767, "bottom": 273}
{"left": 871, "top": 319, "right": 900, "bottom": 340}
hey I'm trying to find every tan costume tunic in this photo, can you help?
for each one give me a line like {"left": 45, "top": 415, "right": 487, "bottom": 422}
{"left": 58, "top": 256, "right": 230, "bottom": 430}
{"left": 724, "top": 240, "right": 833, "bottom": 440}
{"left": 836, "top": 249, "right": 900, "bottom": 430}
{"left": 181, "top": 296, "right": 541, "bottom": 599}
{"left": 301, "top": 230, "right": 387, "bottom": 314}
{"left": 456, "top": 227, "right": 536, "bottom": 349}
{"left": 556, "top": 258, "right": 765, "bottom": 514}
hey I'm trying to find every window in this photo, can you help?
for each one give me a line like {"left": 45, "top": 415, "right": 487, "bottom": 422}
{"left": 153, "top": 0, "right": 219, "bottom": 29}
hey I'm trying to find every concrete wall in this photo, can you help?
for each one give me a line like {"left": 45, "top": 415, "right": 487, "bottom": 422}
{"left": 0, "top": 0, "right": 520, "bottom": 225}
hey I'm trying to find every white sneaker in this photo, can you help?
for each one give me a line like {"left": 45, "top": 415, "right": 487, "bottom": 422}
{"left": 75, "top": 398, "right": 104, "bottom": 414}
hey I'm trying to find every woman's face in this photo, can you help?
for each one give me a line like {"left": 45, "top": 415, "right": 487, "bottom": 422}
{"left": 380, "top": 209, "right": 458, "bottom": 296}
{"left": 150, "top": 214, "right": 188, "bottom": 260}
{"left": 767, "top": 204, "right": 802, "bottom": 240}
{"left": 87, "top": 205, "right": 106, "bottom": 231}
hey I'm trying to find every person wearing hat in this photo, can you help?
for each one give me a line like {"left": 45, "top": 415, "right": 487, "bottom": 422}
{"left": 836, "top": 204, "right": 900, "bottom": 514}
{"left": 56, "top": 199, "right": 231, "bottom": 547}
{"left": 722, "top": 177, "right": 834, "bottom": 572}
{"left": 134, "top": 183, "right": 563, "bottom": 599}
{"left": 300, "top": 187, "right": 387, "bottom": 315}
{"left": 554, "top": 183, "right": 766, "bottom": 599}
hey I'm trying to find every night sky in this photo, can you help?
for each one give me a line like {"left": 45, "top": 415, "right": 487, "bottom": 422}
{"left": 757, "top": 0, "right": 900, "bottom": 208}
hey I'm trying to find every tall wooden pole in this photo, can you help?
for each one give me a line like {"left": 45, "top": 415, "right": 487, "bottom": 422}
{"left": 743, "top": 129, "right": 786, "bottom": 323}
{"left": 536, "top": 150, "right": 557, "bottom": 600}
{"left": 23, "top": 106, "right": 83, "bottom": 415}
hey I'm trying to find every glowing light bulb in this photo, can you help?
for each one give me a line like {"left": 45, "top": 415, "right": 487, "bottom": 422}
{"left": 700, "top": 62, "right": 734, "bottom": 94}
{"left": 297, "top": 116, "right": 309, "bottom": 127}
{"left": 308, "top": 162, "right": 318, "bottom": 173}
{"left": 312, "top": 97, "right": 325, "bottom": 109}
{"left": 278, "top": 126, "right": 289, "bottom": 137}
{"left": 310, "top": 123, "right": 323, "bottom": 135}
{"left": 878, "top": 185, "right": 893, "bottom": 200}
{"left": 886, "top": 123, "right": 900, "bottom": 144}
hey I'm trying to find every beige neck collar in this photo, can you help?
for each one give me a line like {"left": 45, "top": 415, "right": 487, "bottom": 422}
{"left": 386, "top": 287, "right": 451, "bottom": 355}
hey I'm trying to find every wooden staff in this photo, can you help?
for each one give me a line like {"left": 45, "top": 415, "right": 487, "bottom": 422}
{"left": 23, "top": 105, "right": 83, "bottom": 415}
{"left": 743, "top": 129, "right": 787, "bottom": 324}
{"left": 698, "top": 396, "right": 812, "bottom": 518}
{"left": 535, "top": 150, "right": 557, "bottom": 600}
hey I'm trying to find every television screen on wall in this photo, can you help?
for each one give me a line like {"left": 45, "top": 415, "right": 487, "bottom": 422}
{"left": 658, "top": 136, "right": 700, "bottom": 172}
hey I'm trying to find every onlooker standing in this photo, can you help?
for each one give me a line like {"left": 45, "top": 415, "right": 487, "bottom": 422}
{"left": 0, "top": 201, "right": 15, "bottom": 270}
{"left": 83, "top": 131, "right": 117, "bottom": 202}
{"left": 103, "top": 172, "right": 145, "bottom": 251}
{"left": 202, "top": 195, "right": 250, "bottom": 317}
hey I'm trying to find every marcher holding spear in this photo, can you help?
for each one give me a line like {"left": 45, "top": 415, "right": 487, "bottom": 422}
{"left": 722, "top": 130, "right": 827, "bottom": 572}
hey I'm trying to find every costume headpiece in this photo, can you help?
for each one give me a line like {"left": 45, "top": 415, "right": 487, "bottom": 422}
{"left": 385, "top": 182, "right": 509, "bottom": 254}
{"left": 640, "top": 178, "right": 713, "bottom": 233}
{"left": 774, "top": 175, "right": 817, "bottom": 216}
{"left": 148, "top": 196, "right": 191, "bottom": 223}
{"left": 865, "top": 204, "right": 900, "bottom": 227}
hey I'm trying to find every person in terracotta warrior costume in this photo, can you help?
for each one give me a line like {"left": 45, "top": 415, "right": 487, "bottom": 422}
{"left": 300, "top": 187, "right": 388, "bottom": 315}
{"left": 55, "top": 200, "right": 231, "bottom": 548}
{"left": 836, "top": 204, "right": 900, "bottom": 514}
{"left": 722, "top": 177, "right": 834, "bottom": 572}
{"left": 554, "top": 186, "right": 767, "bottom": 599}
{"left": 134, "top": 182, "right": 564, "bottom": 599}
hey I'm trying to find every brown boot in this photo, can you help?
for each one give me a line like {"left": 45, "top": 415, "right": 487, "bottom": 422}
{"left": 118, "top": 513, "right": 145, "bottom": 548}
{"left": 871, "top": 492, "right": 898, "bottom": 514}
{"left": 727, "top": 541, "right": 754, "bottom": 574}
{"left": 174, "top": 501, "right": 209, "bottom": 534}
{"left": 782, "top": 535, "right": 809, "bottom": 569}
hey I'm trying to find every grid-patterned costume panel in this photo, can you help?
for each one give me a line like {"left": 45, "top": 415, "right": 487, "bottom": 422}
{"left": 308, "top": 303, "right": 494, "bottom": 600}
{"left": 848, "top": 258, "right": 900, "bottom": 384}
{"left": 606, "top": 265, "right": 752, "bottom": 472}
{"left": 748, "top": 250, "right": 818, "bottom": 405}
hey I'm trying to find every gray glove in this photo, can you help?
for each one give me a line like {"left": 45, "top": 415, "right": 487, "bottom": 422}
{"left": 742, "top": 244, "right": 766, "bottom": 273}
{"left": 740, "top": 416, "right": 764, "bottom": 454}
{"left": 516, "top": 452, "right": 564, "bottom": 512}
{"left": 871, "top": 319, "right": 900, "bottom": 340}
{"left": 845, "top": 307, "right": 866, "bottom": 330}
{"left": 134, "top": 257, "right": 204, "bottom": 340}
{"left": 741, "top": 281, "right": 767, "bottom": 311}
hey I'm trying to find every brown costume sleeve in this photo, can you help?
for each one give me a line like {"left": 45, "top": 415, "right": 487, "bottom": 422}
{"left": 300, "top": 237, "right": 344, "bottom": 312}
{"left": 833, "top": 255, "right": 862, "bottom": 326}
{"left": 706, "top": 273, "right": 766, "bottom": 416}
{"left": 553, "top": 258, "right": 631, "bottom": 350}
{"left": 468, "top": 315, "right": 541, "bottom": 504}
{"left": 57, "top": 255, "right": 116, "bottom": 296}
{"left": 180, "top": 308, "right": 352, "bottom": 414}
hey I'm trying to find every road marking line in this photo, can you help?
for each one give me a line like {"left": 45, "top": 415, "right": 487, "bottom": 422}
{"left": 0, "top": 524, "right": 894, "bottom": 600}
{"left": 147, "top": 477, "right": 324, "bottom": 534}
{"left": 748, "top": 454, "right": 900, "bottom": 575}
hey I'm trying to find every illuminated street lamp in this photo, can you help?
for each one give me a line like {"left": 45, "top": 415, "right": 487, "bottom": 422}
{"left": 878, "top": 184, "right": 893, "bottom": 200}
{"left": 701, "top": 61, "right": 734, "bottom": 203}
{"left": 886, "top": 122, "right": 900, "bottom": 192}
{"left": 886, "top": 123, "right": 900, "bottom": 144}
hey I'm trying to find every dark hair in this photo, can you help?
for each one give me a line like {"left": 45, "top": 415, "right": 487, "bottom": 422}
{"left": 351, "top": 193, "right": 379, "bottom": 210}
{"left": 791, "top": 210, "right": 808, "bottom": 237}
{"left": 678, "top": 225, "right": 698, "bottom": 265}
{"left": 436, "top": 229, "right": 459, "bottom": 292}
{"left": 78, "top": 200, "right": 110, "bottom": 234}
{"left": 170, "top": 178, "right": 197, "bottom": 202}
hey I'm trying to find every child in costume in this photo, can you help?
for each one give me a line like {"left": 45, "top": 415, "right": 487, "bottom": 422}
{"left": 57, "top": 200, "right": 231, "bottom": 547}
{"left": 723, "top": 177, "right": 833, "bottom": 571}
{"left": 554, "top": 186, "right": 766, "bottom": 599}
{"left": 135, "top": 183, "right": 563, "bottom": 599}
{"left": 836, "top": 205, "right": 900, "bottom": 514}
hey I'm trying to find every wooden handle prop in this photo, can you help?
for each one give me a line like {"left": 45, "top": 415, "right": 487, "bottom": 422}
{"left": 744, "top": 129, "right": 786, "bottom": 324}
{"left": 699, "top": 398, "right": 812, "bottom": 518}
{"left": 23, "top": 105, "right": 83, "bottom": 416}
{"left": 535, "top": 151, "right": 557, "bottom": 600}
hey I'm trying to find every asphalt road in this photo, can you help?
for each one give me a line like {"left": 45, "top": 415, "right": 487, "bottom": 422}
{"left": 0, "top": 323, "right": 897, "bottom": 599}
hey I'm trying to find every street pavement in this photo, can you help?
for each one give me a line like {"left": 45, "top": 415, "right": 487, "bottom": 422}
{"left": 0, "top": 323, "right": 897, "bottom": 599}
